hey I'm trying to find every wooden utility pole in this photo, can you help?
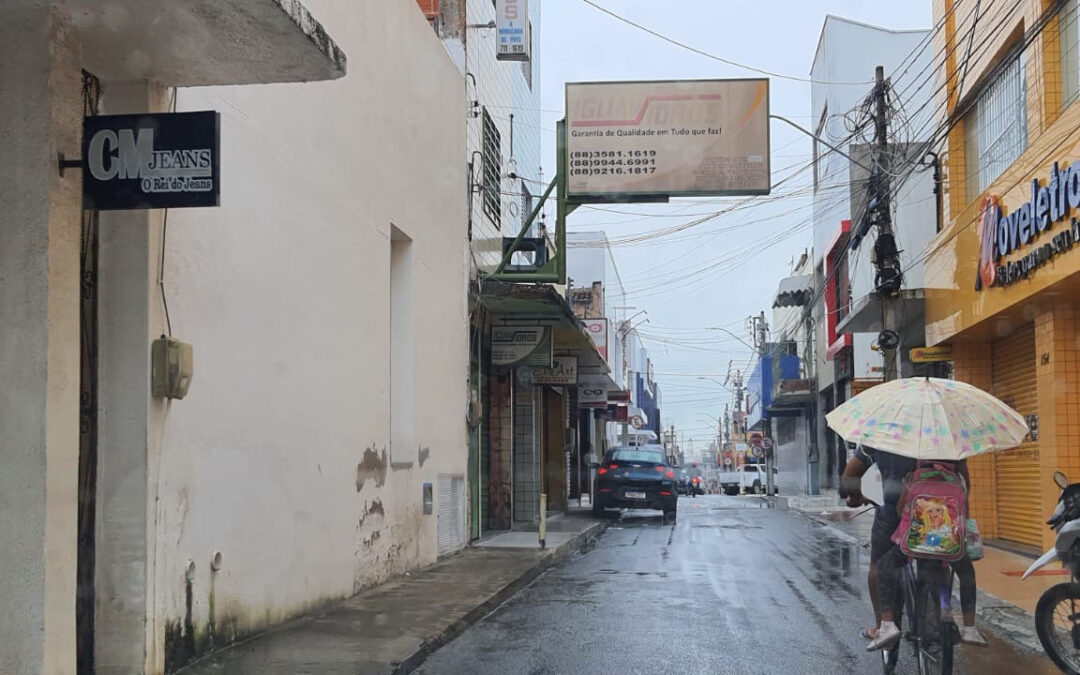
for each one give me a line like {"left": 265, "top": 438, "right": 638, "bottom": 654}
{"left": 870, "top": 65, "right": 902, "bottom": 382}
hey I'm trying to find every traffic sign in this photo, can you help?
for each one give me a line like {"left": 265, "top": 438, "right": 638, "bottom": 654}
{"left": 760, "top": 437, "right": 774, "bottom": 451}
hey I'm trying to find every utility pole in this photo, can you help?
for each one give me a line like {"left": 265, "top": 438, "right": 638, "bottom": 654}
{"left": 750, "top": 312, "right": 775, "bottom": 496}
{"left": 869, "top": 65, "right": 902, "bottom": 382}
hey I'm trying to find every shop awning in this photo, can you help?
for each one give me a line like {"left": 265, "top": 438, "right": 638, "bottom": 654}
{"left": 57, "top": 0, "right": 346, "bottom": 86}
{"left": 836, "top": 289, "right": 925, "bottom": 335}
{"left": 773, "top": 274, "right": 814, "bottom": 308}
{"left": 476, "top": 281, "right": 611, "bottom": 374}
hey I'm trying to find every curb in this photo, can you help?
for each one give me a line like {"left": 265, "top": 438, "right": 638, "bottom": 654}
{"left": 393, "top": 519, "right": 609, "bottom": 674}
{"left": 793, "top": 508, "right": 1046, "bottom": 658}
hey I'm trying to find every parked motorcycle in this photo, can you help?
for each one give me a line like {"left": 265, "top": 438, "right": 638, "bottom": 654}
{"left": 1023, "top": 470, "right": 1080, "bottom": 673}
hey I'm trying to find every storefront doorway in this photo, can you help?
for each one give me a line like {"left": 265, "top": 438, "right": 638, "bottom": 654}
{"left": 991, "top": 324, "right": 1041, "bottom": 549}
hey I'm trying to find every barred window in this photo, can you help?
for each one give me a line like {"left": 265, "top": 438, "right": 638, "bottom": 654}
{"left": 481, "top": 108, "right": 502, "bottom": 225}
{"left": 1061, "top": 0, "right": 1080, "bottom": 108}
{"left": 964, "top": 52, "right": 1027, "bottom": 201}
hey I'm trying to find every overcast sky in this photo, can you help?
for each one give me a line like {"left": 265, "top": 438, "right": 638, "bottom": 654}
{"left": 537, "top": 1, "right": 932, "bottom": 450}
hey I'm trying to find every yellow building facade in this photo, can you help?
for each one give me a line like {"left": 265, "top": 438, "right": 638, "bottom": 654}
{"left": 926, "top": 0, "right": 1080, "bottom": 551}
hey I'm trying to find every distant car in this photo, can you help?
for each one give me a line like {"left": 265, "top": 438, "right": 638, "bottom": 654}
{"left": 593, "top": 445, "right": 678, "bottom": 521}
{"left": 717, "top": 463, "right": 778, "bottom": 495}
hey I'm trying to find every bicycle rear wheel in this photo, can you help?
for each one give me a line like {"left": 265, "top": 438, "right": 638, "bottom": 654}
{"left": 915, "top": 582, "right": 954, "bottom": 675}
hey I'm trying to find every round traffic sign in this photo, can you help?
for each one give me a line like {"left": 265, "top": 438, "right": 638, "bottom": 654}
{"left": 752, "top": 445, "right": 765, "bottom": 458}
{"left": 630, "top": 415, "right": 644, "bottom": 429}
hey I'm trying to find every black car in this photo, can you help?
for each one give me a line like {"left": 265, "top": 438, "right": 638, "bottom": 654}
{"left": 592, "top": 445, "right": 678, "bottom": 521}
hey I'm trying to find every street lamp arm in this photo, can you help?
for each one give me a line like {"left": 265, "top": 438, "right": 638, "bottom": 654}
{"left": 769, "top": 114, "right": 874, "bottom": 174}
{"left": 704, "top": 326, "right": 758, "bottom": 353}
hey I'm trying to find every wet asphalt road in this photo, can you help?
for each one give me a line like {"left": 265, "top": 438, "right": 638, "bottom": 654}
{"left": 417, "top": 494, "right": 1057, "bottom": 675}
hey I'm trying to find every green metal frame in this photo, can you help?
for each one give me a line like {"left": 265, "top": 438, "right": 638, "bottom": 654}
{"left": 487, "top": 120, "right": 576, "bottom": 283}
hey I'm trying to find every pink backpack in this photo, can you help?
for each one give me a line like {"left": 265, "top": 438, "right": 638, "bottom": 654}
{"left": 890, "top": 461, "right": 968, "bottom": 561}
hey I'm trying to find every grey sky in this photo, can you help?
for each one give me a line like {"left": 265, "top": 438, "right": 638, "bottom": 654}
{"left": 537, "top": 1, "right": 932, "bottom": 448}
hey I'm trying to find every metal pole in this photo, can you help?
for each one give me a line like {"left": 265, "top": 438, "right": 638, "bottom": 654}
{"left": 539, "top": 493, "right": 547, "bottom": 549}
{"left": 871, "top": 65, "right": 901, "bottom": 383}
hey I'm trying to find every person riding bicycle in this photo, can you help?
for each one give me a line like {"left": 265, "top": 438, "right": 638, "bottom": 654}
{"left": 841, "top": 444, "right": 987, "bottom": 651}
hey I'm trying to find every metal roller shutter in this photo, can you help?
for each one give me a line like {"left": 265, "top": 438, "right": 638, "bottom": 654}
{"left": 991, "top": 325, "right": 1041, "bottom": 548}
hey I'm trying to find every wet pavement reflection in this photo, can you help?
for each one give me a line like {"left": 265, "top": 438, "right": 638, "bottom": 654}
{"left": 417, "top": 494, "right": 1058, "bottom": 675}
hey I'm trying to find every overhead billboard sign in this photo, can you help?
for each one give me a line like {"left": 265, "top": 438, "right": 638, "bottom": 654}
{"left": 495, "top": 0, "right": 530, "bottom": 61}
{"left": 565, "top": 79, "right": 769, "bottom": 200}
{"left": 82, "top": 111, "right": 221, "bottom": 210}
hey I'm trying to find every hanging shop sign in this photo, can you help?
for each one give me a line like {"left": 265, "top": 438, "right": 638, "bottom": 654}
{"left": 582, "top": 318, "right": 608, "bottom": 359}
{"left": 910, "top": 345, "right": 953, "bottom": 363}
{"left": 565, "top": 79, "right": 770, "bottom": 200}
{"left": 578, "top": 385, "right": 607, "bottom": 408}
{"left": 82, "top": 111, "right": 220, "bottom": 210}
{"left": 976, "top": 161, "right": 1080, "bottom": 290}
{"left": 530, "top": 356, "right": 578, "bottom": 386}
{"left": 851, "top": 378, "right": 884, "bottom": 397}
{"left": 492, "top": 326, "right": 551, "bottom": 367}
{"left": 495, "top": 0, "right": 530, "bottom": 61}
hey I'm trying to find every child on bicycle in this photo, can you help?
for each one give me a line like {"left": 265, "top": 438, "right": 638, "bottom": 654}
{"left": 841, "top": 444, "right": 986, "bottom": 651}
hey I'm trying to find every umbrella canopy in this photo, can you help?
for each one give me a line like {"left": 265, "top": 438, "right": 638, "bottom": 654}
{"left": 825, "top": 377, "right": 1028, "bottom": 460}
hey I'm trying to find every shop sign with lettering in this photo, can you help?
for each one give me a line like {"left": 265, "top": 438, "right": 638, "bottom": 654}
{"left": 976, "top": 160, "right": 1080, "bottom": 290}
{"left": 82, "top": 111, "right": 220, "bottom": 210}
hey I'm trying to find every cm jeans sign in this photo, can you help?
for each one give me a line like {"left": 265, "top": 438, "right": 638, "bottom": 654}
{"left": 82, "top": 111, "right": 220, "bottom": 210}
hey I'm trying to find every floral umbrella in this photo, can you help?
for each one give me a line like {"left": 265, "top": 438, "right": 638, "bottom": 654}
{"left": 825, "top": 377, "right": 1029, "bottom": 460}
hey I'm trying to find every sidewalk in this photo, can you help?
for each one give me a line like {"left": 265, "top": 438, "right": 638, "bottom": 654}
{"left": 788, "top": 500, "right": 1054, "bottom": 654}
{"left": 177, "top": 511, "right": 605, "bottom": 675}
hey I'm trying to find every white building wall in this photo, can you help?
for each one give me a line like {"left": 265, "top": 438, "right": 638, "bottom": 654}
{"left": 810, "top": 17, "right": 932, "bottom": 268}
{"left": 810, "top": 17, "right": 932, "bottom": 382}
{"left": 465, "top": 0, "right": 543, "bottom": 272}
{"left": 153, "top": 0, "right": 468, "bottom": 658}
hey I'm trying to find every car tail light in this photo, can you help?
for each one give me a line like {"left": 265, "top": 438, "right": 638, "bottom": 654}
{"left": 654, "top": 466, "right": 664, "bottom": 472}
{"left": 597, "top": 467, "right": 608, "bottom": 475}
{"left": 609, "top": 463, "right": 618, "bottom": 469}
{"left": 665, "top": 470, "right": 675, "bottom": 478}
{"left": 660, "top": 490, "right": 672, "bottom": 496}
{"left": 600, "top": 487, "right": 612, "bottom": 492}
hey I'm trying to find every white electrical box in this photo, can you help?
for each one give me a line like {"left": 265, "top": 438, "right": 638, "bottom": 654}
{"left": 152, "top": 336, "right": 193, "bottom": 400}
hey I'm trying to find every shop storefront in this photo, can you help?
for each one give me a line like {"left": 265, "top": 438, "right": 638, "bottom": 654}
{"left": 925, "top": 0, "right": 1080, "bottom": 551}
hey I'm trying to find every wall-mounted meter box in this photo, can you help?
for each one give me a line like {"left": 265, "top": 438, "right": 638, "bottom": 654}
{"left": 151, "top": 336, "right": 193, "bottom": 400}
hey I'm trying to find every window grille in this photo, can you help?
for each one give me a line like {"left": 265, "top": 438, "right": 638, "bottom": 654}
{"left": 1061, "top": 0, "right": 1080, "bottom": 108}
{"left": 964, "top": 52, "right": 1027, "bottom": 201}
{"left": 481, "top": 108, "right": 502, "bottom": 225}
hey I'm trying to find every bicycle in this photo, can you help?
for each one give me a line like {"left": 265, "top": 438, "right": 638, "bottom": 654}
{"left": 881, "top": 557, "right": 957, "bottom": 675}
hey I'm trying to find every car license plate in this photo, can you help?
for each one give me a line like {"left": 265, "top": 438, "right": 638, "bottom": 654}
{"left": 625, "top": 491, "right": 646, "bottom": 499}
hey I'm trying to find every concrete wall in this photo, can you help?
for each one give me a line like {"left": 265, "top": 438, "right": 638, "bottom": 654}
{"left": 0, "top": 6, "right": 82, "bottom": 673}
{"left": 143, "top": 1, "right": 468, "bottom": 667}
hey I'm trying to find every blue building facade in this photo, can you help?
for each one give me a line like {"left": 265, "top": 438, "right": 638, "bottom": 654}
{"left": 745, "top": 353, "right": 800, "bottom": 430}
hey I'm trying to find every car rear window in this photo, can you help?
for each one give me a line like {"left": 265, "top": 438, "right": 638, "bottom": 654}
{"left": 610, "top": 449, "right": 665, "bottom": 464}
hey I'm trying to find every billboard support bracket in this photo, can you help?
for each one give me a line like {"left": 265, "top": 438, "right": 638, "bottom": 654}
{"left": 487, "top": 120, "right": 569, "bottom": 283}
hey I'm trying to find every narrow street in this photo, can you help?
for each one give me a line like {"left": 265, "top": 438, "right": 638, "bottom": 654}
{"left": 417, "top": 496, "right": 1056, "bottom": 675}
